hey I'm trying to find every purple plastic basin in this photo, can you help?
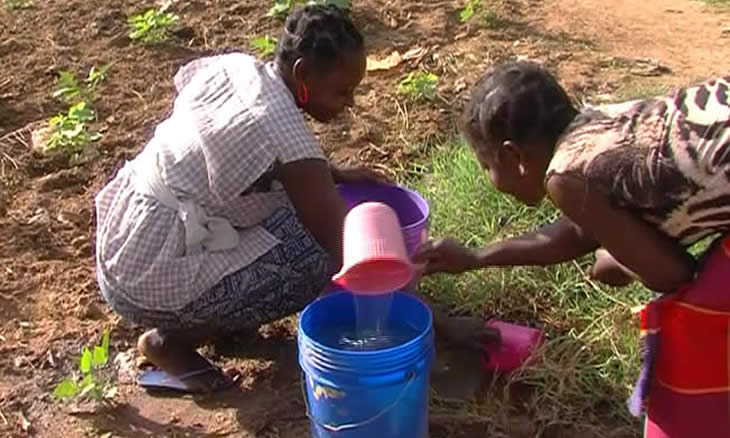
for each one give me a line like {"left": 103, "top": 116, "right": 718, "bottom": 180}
{"left": 336, "top": 182, "right": 430, "bottom": 256}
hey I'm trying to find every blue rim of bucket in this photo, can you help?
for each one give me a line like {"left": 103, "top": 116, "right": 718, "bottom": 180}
{"left": 300, "top": 291, "right": 431, "bottom": 357}
{"left": 298, "top": 291, "right": 434, "bottom": 381}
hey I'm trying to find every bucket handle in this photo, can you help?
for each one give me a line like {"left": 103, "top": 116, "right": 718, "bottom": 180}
{"left": 300, "top": 370, "right": 417, "bottom": 432}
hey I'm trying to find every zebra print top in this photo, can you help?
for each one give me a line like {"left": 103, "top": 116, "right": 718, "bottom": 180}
{"left": 547, "top": 75, "right": 730, "bottom": 246}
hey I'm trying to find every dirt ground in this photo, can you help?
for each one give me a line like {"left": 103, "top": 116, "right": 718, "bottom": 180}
{"left": 1, "top": 0, "right": 728, "bottom": 436}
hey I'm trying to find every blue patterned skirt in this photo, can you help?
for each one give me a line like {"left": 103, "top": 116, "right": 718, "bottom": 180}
{"left": 99, "top": 207, "right": 335, "bottom": 332}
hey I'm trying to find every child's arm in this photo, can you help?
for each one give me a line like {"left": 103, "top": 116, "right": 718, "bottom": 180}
{"left": 415, "top": 216, "right": 599, "bottom": 274}
{"left": 547, "top": 174, "right": 696, "bottom": 293}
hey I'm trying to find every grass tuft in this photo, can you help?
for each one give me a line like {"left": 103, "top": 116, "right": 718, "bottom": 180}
{"left": 410, "top": 141, "right": 650, "bottom": 436}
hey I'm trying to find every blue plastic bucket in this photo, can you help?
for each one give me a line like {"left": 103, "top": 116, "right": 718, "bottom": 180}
{"left": 298, "top": 291, "right": 434, "bottom": 437}
{"left": 336, "top": 183, "right": 430, "bottom": 257}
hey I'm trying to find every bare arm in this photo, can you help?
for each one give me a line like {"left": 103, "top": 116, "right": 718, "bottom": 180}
{"left": 546, "top": 174, "right": 695, "bottom": 292}
{"left": 415, "top": 215, "right": 598, "bottom": 275}
{"left": 274, "top": 159, "right": 347, "bottom": 270}
{"left": 474, "top": 216, "right": 599, "bottom": 267}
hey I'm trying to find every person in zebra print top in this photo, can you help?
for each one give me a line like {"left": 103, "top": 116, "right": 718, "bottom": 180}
{"left": 414, "top": 61, "right": 730, "bottom": 437}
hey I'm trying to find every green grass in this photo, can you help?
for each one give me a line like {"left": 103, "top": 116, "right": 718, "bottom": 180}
{"left": 410, "top": 142, "right": 650, "bottom": 436}
{"left": 4, "top": 0, "right": 31, "bottom": 10}
{"left": 612, "top": 81, "right": 673, "bottom": 102}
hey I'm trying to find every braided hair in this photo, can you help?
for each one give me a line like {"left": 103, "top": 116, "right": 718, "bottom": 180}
{"left": 461, "top": 62, "right": 578, "bottom": 151}
{"left": 275, "top": 4, "right": 364, "bottom": 73}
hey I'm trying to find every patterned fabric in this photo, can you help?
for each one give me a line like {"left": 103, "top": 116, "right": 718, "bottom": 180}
{"left": 628, "top": 235, "right": 730, "bottom": 437}
{"left": 629, "top": 300, "right": 661, "bottom": 417}
{"left": 98, "top": 207, "right": 335, "bottom": 331}
{"left": 95, "top": 53, "right": 327, "bottom": 311}
{"left": 547, "top": 76, "right": 730, "bottom": 246}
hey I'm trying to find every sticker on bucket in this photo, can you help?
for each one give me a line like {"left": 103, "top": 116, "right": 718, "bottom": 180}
{"left": 313, "top": 384, "right": 345, "bottom": 401}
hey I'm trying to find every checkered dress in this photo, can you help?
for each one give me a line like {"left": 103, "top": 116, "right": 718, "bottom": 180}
{"left": 95, "top": 53, "right": 326, "bottom": 311}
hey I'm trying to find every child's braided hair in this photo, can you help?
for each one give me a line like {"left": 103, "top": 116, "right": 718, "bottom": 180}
{"left": 461, "top": 61, "right": 578, "bottom": 150}
{"left": 275, "top": 4, "right": 364, "bottom": 72}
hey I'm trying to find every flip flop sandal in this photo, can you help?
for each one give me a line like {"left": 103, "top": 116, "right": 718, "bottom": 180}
{"left": 138, "top": 366, "right": 241, "bottom": 394}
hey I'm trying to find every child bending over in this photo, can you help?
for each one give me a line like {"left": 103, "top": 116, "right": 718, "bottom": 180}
{"left": 416, "top": 62, "right": 730, "bottom": 437}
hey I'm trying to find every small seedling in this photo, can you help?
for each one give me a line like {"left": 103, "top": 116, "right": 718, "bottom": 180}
{"left": 310, "top": 0, "right": 350, "bottom": 10}
{"left": 53, "top": 330, "right": 117, "bottom": 403}
{"left": 4, "top": 0, "right": 32, "bottom": 10}
{"left": 397, "top": 72, "right": 439, "bottom": 102}
{"left": 267, "top": 0, "right": 296, "bottom": 17}
{"left": 459, "top": 0, "right": 482, "bottom": 23}
{"left": 46, "top": 102, "right": 101, "bottom": 160}
{"left": 250, "top": 36, "right": 278, "bottom": 58}
{"left": 53, "top": 66, "right": 108, "bottom": 104}
{"left": 267, "top": 0, "right": 349, "bottom": 18}
{"left": 128, "top": 8, "right": 180, "bottom": 43}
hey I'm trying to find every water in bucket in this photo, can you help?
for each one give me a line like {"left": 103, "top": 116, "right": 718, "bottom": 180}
{"left": 319, "top": 293, "right": 421, "bottom": 351}
{"left": 333, "top": 183, "right": 431, "bottom": 352}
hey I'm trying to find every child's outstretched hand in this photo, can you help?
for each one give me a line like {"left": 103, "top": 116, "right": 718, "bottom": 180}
{"left": 414, "top": 238, "right": 478, "bottom": 275}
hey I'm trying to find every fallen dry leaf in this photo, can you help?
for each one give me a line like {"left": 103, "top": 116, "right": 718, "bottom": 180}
{"left": 366, "top": 51, "right": 403, "bottom": 71}
{"left": 18, "top": 412, "right": 30, "bottom": 433}
{"left": 402, "top": 46, "right": 427, "bottom": 61}
{"left": 46, "top": 350, "right": 56, "bottom": 368}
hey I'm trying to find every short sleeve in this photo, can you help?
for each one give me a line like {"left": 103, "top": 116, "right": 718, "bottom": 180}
{"left": 259, "top": 78, "right": 326, "bottom": 165}
{"left": 171, "top": 55, "right": 278, "bottom": 205}
{"left": 173, "top": 55, "right": 228, "bottom": 92}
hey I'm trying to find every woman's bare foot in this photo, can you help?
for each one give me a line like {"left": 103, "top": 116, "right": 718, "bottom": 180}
{"left": 137, "top": 328, "right": 237, "bottom": 393}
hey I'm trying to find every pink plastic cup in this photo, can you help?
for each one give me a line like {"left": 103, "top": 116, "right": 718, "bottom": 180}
{"left": 332, "top": 202, "right": 414, "bottom": 295}
{"left": 483, "top": 320, "right": 546, "bottom": 373}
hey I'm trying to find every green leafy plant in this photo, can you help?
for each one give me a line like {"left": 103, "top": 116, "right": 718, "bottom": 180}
{"left": 53, "top": 66, "right": 108, "bottom": 104}
{"left": 46, "top": 102, "right": 101, "bottom": 160}
{"left": 310, "top": 0, "right": 349, "bottom": 10}
{"left": 459, "top": 0, "right": 482, "bottom": 23}
{"left": 4, "top": 0, "right": 31, "bottom": 9}
{"left": 397, "top": 72, "right": 439, "bottom": 102}
{"left": 4, "top": 0, "right": 31, "bottom": 10}
{"left": 267, "top": 0, "right": 349, "bottom": 18}
{"left": 53, "top": 331, "right": 117, "bottom": 402}
{"left": 128, "top": 8, "right": 180, "bottom": 43}
{"left": 250, "top": 36, "right": 278, "bottom": 58}
{"left": 266, "top": 0, "right": 296, "bottom": 17}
